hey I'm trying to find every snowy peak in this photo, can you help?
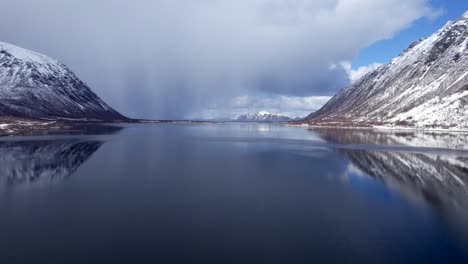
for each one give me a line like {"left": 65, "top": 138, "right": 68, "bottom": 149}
{"left": 237, "top": 111, "right": 298, "bottom": 122}
{"left": 0, "top": 41, "right": 57, "bottom": 65}
{"left": 0, "top": 41, "right": 127, "bottom": 121}
{"left": 305, "top": 10, "right": 468, "bottom": 130}
{"left": 463, "top": 10, "right": 468, "bottom": 19}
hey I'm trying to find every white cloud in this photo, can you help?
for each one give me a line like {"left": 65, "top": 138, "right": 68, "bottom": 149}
{"left": 338, "top": 61, "right": 384, "bottom": 82}
{"left": 349, "top": 63, "right": 384, "bottom": 82}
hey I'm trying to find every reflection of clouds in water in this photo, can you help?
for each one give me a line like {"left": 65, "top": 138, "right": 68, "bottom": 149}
{"left": 239, "top": 123, "right": 325, "bottom": 141}
{"left": 0, "top": 140, "right": 103, "bottom": 187}
{"left": 196, "top": 123, "right": 325, "bottom": 142}
{"left": 256, "top": 125, "right": 271, "bottom": 133}
{"left": 343, "top": 163, "right": 368, "bottom": 179}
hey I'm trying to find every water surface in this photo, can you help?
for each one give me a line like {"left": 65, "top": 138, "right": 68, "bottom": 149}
{"left": 1, "top": 123, "right": 468, "bottom": 263}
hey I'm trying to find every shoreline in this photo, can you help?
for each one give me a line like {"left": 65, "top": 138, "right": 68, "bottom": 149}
{"left": 0, "top": 117, "right": 218, "bottom": 137}
{"left": 2, "top": 117, "right": 468, "bottom": 137}
{"left": 284, "top": 123, "right": 468, "bottom": 133}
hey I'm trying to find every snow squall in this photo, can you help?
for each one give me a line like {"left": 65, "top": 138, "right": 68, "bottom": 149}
{"left": 305, "top": 11, "right": 468, "bottom": 130}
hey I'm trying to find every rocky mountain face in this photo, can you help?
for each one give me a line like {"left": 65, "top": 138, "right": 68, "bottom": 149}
{"left": 237, "top": 111, "right": 299, "bottom": 122}
{"left": 305, "top": 11, "right": 468, "bottom": 130}
{"left": 0, "top": 41, "right": 127, "bottom": 121}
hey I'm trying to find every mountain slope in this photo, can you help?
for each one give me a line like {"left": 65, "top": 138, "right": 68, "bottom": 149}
{"left": 0, "top": 41, "right": 127, "bottom": 121}
{"left": 237, "top": 111, "right": 297, "bottom": 122}
{"left": 305, "top": 11, "right": 468, "bottom": 130}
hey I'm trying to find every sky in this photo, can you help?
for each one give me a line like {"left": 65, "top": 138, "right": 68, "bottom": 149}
{"left": 0, "top": 0, "right": 466, "bottom": 119}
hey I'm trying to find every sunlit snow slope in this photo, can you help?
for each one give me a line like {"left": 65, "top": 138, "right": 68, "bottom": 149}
{"left": 305, "top": 11, "right": 468, "bottom": 129}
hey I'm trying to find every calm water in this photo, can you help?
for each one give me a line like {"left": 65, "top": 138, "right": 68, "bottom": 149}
{"left": 1, "top": 123, "right": 468, "bottom": 263}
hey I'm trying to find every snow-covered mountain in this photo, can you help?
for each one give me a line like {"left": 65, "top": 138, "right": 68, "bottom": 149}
{"left": 237, "top": 111, "right": 299, "bottom": 122}
{"left": 0, "top": 41, "right": 127, "bottom": 121}
{"left": 305, "top": 11, "right": 468, "bottom": 130}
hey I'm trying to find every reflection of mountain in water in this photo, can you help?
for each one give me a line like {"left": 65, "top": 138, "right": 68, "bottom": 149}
{"left": 317, "top": 129, "right": 468, "bottom": 151}
{"left": 315, "top": 129, "right": 468, "bottom": 211}
{"left": 0, "top": 125, "right": 122, "bottom": 187}
{"left": 0, "top": 140, "right": 103, "bottom": 186}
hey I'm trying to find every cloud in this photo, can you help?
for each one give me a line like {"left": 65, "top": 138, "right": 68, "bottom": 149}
{"left": 348, "top": 63, "right": 384, "bottom": 82}
{"left": 338, "top": 62, "right": 384, "bottom": 82}
{"left": 0, "top": 0, "right": 438, "bottom": 118}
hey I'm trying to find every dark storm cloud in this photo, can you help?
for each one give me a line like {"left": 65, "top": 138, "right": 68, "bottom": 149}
{"left": 0, "top": 0, "right": 436, "bottom": 118}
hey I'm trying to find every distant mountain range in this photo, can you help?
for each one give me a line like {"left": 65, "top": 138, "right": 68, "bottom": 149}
{"left": 0, "top": 41, "right": 127, "bottom": 121}
{"left": 304, "top": 11, "right": 468, "bottom": 130}
{"left": 237, "top": 111, "right": 302, "bottom": 123}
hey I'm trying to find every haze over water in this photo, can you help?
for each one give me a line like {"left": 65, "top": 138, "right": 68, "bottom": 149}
{"left": 0, "top": 123, "right": 467, "bottom": 263}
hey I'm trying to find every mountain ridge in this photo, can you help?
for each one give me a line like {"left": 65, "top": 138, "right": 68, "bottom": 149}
{"left": 0, "top": 41, "right": 128, "bottom": 121}
{"left": 237, "top": 111, "right": 301, "bottom": 123}
{"left": 304, "top": 11, "right": 468, "bottom": 130}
